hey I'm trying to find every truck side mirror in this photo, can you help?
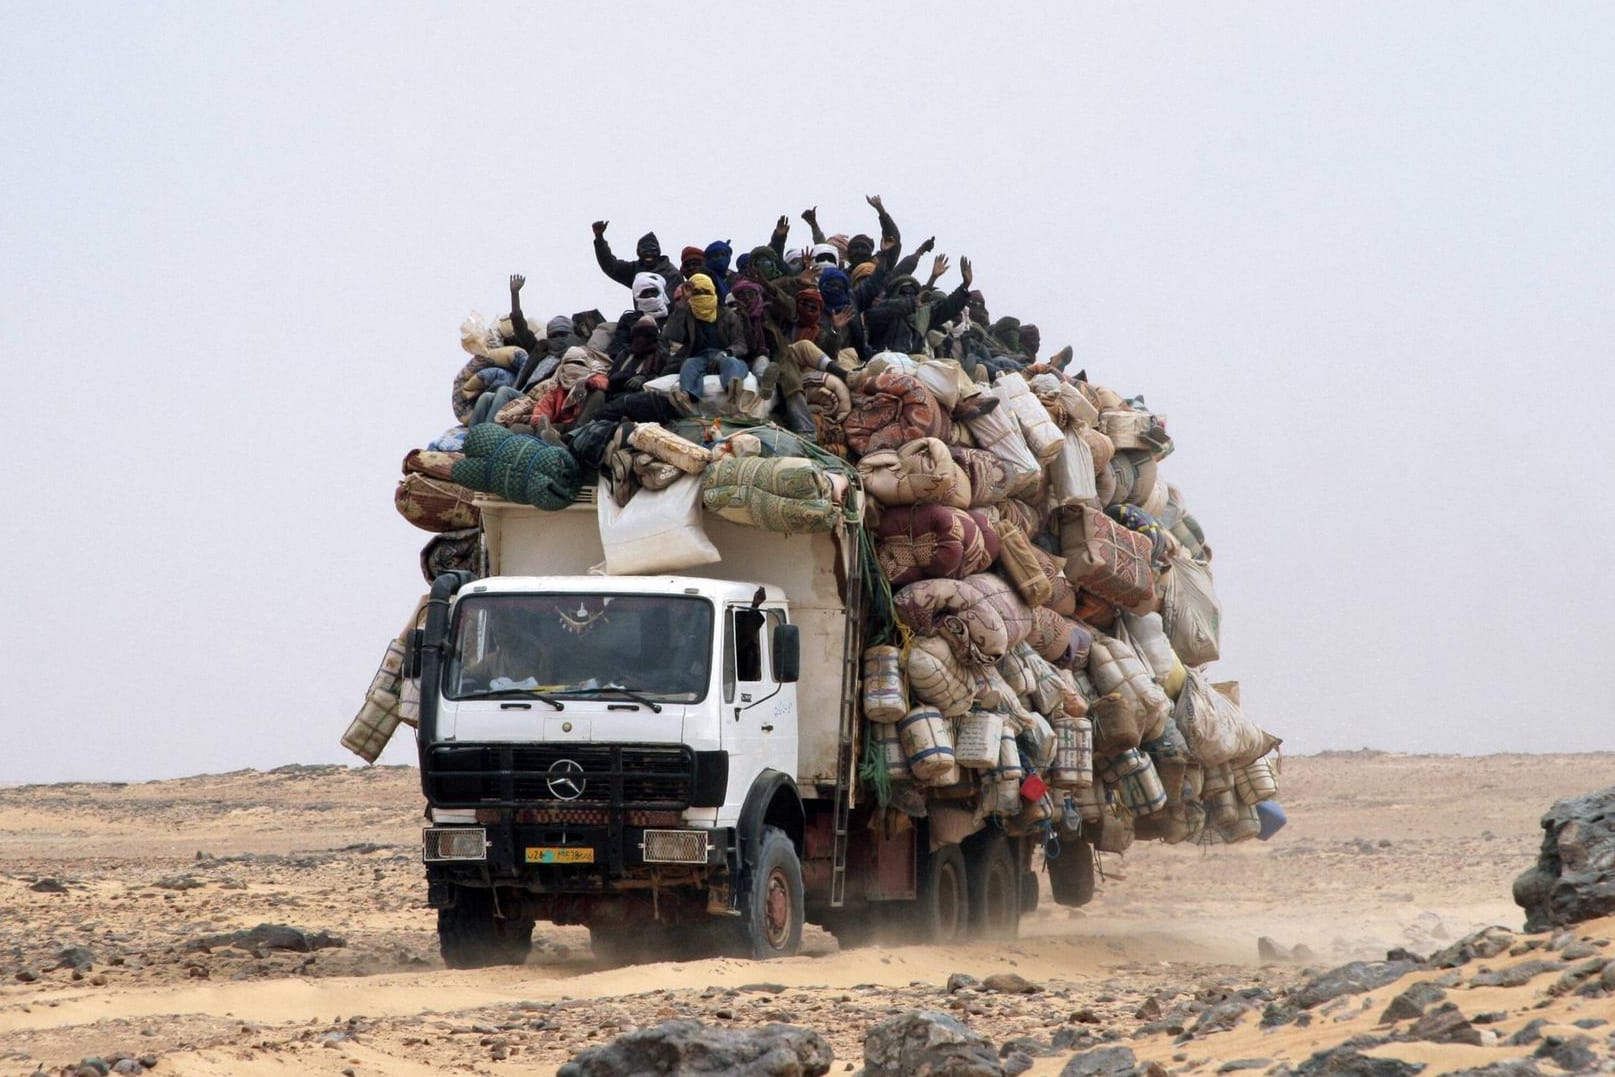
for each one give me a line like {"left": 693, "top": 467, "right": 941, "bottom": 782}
{"left": 771, "top": 624, "right": 801, "bottom": 683}
{"left": 405, "top": 628, "right": 425, "bottom": 679}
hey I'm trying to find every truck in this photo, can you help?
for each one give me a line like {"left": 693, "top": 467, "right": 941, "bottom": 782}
{"left": 408, "top": 489, "right": 1098, "bottom": 968}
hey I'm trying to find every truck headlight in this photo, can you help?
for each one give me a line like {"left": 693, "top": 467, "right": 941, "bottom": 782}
{"left": 424, "top": 827, "right": 487, "bottom": 862}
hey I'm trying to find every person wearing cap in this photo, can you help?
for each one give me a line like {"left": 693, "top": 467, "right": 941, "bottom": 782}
{"left": 591, "top": 219, "right": 684, "bottom": 292}
{"left": 865, "top": 257, "right": 975, "bottom": 357}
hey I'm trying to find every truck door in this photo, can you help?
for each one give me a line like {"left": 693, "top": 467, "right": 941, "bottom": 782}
{"left": 721, "top": 604, "right": 799, "bottom": 783}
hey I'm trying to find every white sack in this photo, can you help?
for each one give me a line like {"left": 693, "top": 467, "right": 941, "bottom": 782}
{"left": 597, "top": 473, "right": 720, "bottom": 575}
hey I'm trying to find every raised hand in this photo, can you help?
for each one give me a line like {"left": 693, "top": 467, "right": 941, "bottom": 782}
{"left": 801, "top": 206, "right": 818, "bottom": 224}
{"left": 775, "top": 214, "right": 790, "bottom": 235}
{"left": 509, "top": 273, "right": 525, "bottom": 293}
{"left": 865, "top": 194, "right": 885, "bottom": 213}
{"left": 929, "top": 254, "right": 950, "bottom": 282}
{"left": 832, "top": 306, "right": 857, "bottom": 330}
{"left": 917, "top": 236, "right": 935, "bottom": 255}
{"left": 960, "top": 256, "right": 973, "bottom": 289}
{"left": 592, "top": 220, "right": 608, "bottom": 238}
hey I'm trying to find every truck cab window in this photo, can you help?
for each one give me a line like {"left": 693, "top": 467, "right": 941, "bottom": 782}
{"left": 725, "top": 608, "right": 767, "bottom": 702}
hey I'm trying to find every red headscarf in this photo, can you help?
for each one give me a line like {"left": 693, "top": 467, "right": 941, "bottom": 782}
{"left": 793, "top": 288, "right": 823, "bottom": 342}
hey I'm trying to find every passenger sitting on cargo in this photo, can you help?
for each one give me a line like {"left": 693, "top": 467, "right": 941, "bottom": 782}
{"left": 678, "top": 245, "right": 707, "bottom": 283}
{"left": 702, "top": 240, "right": 733, "bottom": 295}
{"left": 499, "top": 346, "right": 610, "bottom": 433}
{"left": 606, "top": 272, "right": 671, "bottom": 358}
{"left": 731, "top": 279, "right": 787, "bottom": 371}
{"left": 865, "top": 256, "right": 974, "bottom": 357}
{"left": 606, "top": 317, "right": 672, "bottom": 397}
{"left": 772, "top": 340, "right": 848, "bottom": 438}
{"left": 591, "top": 220, "right": 684, "bottom": 292}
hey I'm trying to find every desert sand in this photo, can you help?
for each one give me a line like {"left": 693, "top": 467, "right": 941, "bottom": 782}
{"left": 3, "top": 752, "right": 1612, "bottom": 1076}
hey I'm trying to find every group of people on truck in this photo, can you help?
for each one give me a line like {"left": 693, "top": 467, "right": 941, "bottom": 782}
{"left": 449, "top": 196, "right": 1076, "bottom": 455}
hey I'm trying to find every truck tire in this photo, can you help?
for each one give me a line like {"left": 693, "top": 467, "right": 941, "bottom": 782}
{"left": 736, "top": 826, "right": 804, "bottom": 959}
{"left": 1047, "top": 837, "right": 1096, "bottom": 908}
{"left": 965, "top": 831, "right": 1020, "bottom": 940}
{"left": 914, "top": 843, "right": 970, "bottom": 943}
{"left": 437, "top": 888, "right": 533, "bottom": 968}
{"left": 1021, "top": 870, "right": 1041, "bottom": 915}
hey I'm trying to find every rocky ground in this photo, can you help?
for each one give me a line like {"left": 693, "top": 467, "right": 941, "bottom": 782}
{"left": 1, "top": 753, "right": 1612, "bottom": 1076}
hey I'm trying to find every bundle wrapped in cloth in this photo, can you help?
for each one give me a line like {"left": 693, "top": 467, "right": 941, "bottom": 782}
{"left": 876, "top": 504, "right": 999, "bottom": 586}
{"left": 857, "top": 437, "right": 971, "bottom": 508}
{"left": 843, "top": 370, "right": 952, "bottom": 455}
{"left": 450, "top": 423, "right": 582, "bottom": 511}
{"left": 700, "top": 455, "right": 840, "bottom": 533}
{"left": 1059, "top": 504, "right": 1157, "bottom": 613}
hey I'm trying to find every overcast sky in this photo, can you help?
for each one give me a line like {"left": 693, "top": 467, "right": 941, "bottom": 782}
{"left": 3, "top": 4, "right": 1611, "bottom": 783}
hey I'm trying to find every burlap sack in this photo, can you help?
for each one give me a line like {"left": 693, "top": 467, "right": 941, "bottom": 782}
{"left": 629, "top": 422, "right": 713, "bottom": 474}
{"left": 994, "top": 523, "right": 1053, "bottom": 608}
{"left": 394, "top": 473, "right": 480, "bottom": 533}
{"left": 906, "top": 635, "right": 976, "bottom": 716}
{"left": 876, "top": 505, "right": 999, "bottom": 586}
{"left": 947, "top": 446, "right": 1015, "bottom": 507}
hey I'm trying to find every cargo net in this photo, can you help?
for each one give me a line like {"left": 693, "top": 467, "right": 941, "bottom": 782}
{"left": 376, "top": 201, "right": 1282, "bottom": 851}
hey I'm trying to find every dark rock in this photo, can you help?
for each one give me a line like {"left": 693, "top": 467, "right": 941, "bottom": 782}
{"left": 738, "top": 983, "right": 786, "bottom": 994}
{"left": 1217, "top": 1060, "right": 1271, "bottom": 1073}
{"left": 1559, "top": 940, "right": 1598, "bottom": 960}
{"left": 15, "top": 969, "right": 39, "bottom": 982}
{"left": 1292, "top": 960, "right": 1419, "bottom": 1010}
{"left": 1294, "top": 1046, "right": 1425, "bottom": 1075}
{"left": 1471, "top": 1011, "right": 1509, "bottom": 1024}
{"left": 1057, "top": 1045, "right": 1140, "bottom": 1077}
{"left": 1513, "top": 786, "right": 1615, "bottom": 931}
{"left": 1191, "top": 998, "right": 1255, "bottom": 1035}
{"left": 1341, "top": 1035, "right": 1391, "bottom": 1050}
{"left": 1405, "top": 1002, "right": 1482, "bottom": 1046}
{"left": 1532, "top": 1035, "right": 1596, "bottom": 1072}
{"left": 947, "top": 973, "right": 981, "bottom": 994}
{"left": 1507, "top": 1018, "right": 1547, "bottom": 1046}
{"left": 556, "top": 1019, "right": 833, "bottom": 1077}
{"left": 1072, "top": 1008, "right": 1103, "bottom": 1024}
{"left": 152, "top": 874, "right": 205, "bottom": 891}
{"left": 1428, "top": 926, "right": 1516, "bottom": 968}
{"left": 53, "top": 947, "right": 97, "bottom": 972}
{"left": 1378, "top": 982, "right": 1446, "bottom": 1023}
{"left": 29, "top": 878, "right": 67, "bottom": 893}
{"left": 183, "top": 923, "right": 346, "bottom": 953}
{"left": 1384, "top": 948, "right": 1427, "bottom": 965}
{"left": 1261, "top": 1001, "right": 1298, "bottom": 1028}
{"left": 1441, "top": 1063, "right": 1543, "bottom": 1076}
{"left": 1468, "top": 959, "right": 1564, "bottom": 988}
{"left": 1003, "top": 1050, "right": 1034, "bottom": 1076}
{"left": 1051, "top": 1028, "right": 1090, "bottom": 1051}
{"left": 863, "top": 1011, "right": 1002, "bottom": 1077}
{"left": 1571, "top": 1017, "right": 1607, "bottom": 1028}
{"left": 1133, "top": 997, "right": 1161, "bottom": 1020}
{"left": 78, "top": 1060, "right": 110, "bottom": 1077}
{"left": 1000, "top": 1037, "right": 1055, "bottom": 1058}
{"left": 982, "top": 973, "right": 1039, "bottom": 994}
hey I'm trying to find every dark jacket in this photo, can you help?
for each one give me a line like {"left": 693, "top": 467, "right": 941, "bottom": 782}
{"left": 865, "top": 281, "right": 971, "bottom": 356}
{"left": 594, "top": 233, "right": 684, "bottom": 292}
{"left": 660, "top": 304, "right": 750, "bottom": 359}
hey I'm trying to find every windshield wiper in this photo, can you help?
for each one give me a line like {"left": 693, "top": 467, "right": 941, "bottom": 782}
{"left": 455, "top": 689, "right": 565, "bottom": 710}
{"left": 551, "top": 686, "right": 664, "bottom": 713}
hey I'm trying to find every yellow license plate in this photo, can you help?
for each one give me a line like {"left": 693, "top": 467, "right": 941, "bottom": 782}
{"left": 526, "top": 846, "right": 595, "bottom": 864}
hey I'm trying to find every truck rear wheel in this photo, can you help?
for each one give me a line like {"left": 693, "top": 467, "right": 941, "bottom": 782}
{"left": 736, "top": 826, "right": 804, "bottom": 959}
{"left": 1046, "top": 836, "right": 1097, "bottom": 907}
{"left": 438, "top": 888, "right": 534, "bottom": 968}
{"left": 965, "top": 831, "right": 1020, "bottom": 940}
{"left": 914, "top": 843, "right": 970, "bottom": 943}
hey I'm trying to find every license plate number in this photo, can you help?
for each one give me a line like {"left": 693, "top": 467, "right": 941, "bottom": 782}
{"left": 526, "top": 846, "right": 594, "bottom": 864}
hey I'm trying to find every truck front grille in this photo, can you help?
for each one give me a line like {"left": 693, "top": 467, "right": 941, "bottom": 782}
{"left": 641, "top": 829, "right": 710, "bottom": 864}
{"left": 425, "top": 744, "right": 695, "bottom": 811}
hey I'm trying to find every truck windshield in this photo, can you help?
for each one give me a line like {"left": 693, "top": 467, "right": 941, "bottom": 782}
{"left": 443, "top": 593, "right": 714, "bottom": 704}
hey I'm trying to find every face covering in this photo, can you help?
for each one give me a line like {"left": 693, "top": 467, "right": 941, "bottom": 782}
{"left": 687, "top": 273, "right": 719, "bottom": 322}
{"left": 703, "top": 240, "right": 732, "bottom": 278}
{"left": 794, "top": 288, "right": 823, "bottom": 341}
{"left": 810, "top": 243, "right": 840, "bottom": 267}
{"left": 747, "top": 246, "right": 784, "bottom": 282}
{"left": 818, "top": 268, "right": 852, "bottom": 312}
{"left": 629, "top": 320, "right": 659, "bottom": 358}
{"left": 631, "top": 272, "right": 669, "bottom": 317}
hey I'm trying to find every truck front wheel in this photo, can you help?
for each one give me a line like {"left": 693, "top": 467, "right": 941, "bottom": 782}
{"left": 736, "top": 826, "right": 804, "bottom": 959}
{"left": 438, "top": 888, "right": 534, "bottom": 968}
{"left": 965, "top": 831, "right": 1021, "bottom": 940}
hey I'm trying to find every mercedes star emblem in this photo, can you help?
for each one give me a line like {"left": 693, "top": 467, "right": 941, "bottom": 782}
{"left": 546, "top": 759, "right": 586, "bottom": 801}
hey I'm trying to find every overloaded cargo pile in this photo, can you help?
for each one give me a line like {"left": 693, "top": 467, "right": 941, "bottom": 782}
{"left": 376, "top": 207, "right": 1286, "bottom": 853}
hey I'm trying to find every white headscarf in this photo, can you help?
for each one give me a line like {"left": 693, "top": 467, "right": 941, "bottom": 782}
{"left": 632, "top": 272, "right": 669, "bottom": 318}
{"left": 810, "top": 243, "right": 840, "bottom": 268}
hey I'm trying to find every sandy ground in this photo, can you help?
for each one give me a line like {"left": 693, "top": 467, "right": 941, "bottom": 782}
{"left": 2, "top": 752, "right": 1612, "bottom": 1076}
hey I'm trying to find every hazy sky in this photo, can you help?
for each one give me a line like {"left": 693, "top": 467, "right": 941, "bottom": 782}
{"left": 3, "top": 4, "right": 1611, "bottom": 783}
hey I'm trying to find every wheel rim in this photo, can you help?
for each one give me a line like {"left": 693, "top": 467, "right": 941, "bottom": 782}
{"left": 763, "top": 867, "right": 792, "bottom": 949}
